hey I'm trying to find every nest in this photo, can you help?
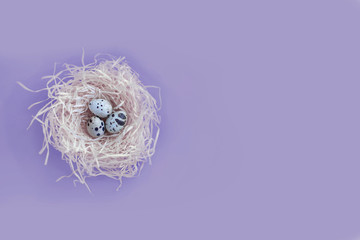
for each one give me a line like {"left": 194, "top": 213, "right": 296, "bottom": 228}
{"left": 19, "top": 55, "right": 161, "bottom": 191}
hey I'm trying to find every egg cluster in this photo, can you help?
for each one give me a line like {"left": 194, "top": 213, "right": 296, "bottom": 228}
{"left": 86, "top": 99, "right": 127, "bottom": 138}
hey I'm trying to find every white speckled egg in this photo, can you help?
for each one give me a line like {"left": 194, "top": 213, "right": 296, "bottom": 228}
{"left": 89, "top": 99, "right": 112, "bottom": 118}
{"left": 87, "top": 116, "right": 105, "bottom": 138}
{"left": 105, "top": 110, "right": 127, "bottom": 134}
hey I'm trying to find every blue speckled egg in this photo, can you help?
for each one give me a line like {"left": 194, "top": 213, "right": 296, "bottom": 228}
{"left": 105, "top": 110, "right": 127, "bottom": 134}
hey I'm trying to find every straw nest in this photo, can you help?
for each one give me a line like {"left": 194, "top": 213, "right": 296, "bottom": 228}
{"left": 19, "top": 55, "right": 161, "bottom": 191}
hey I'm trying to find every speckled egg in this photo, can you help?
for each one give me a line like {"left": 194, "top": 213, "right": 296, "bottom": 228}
{"left": 87, "top": 116, "right": 105, "bottom": 138}
{"left": 89, "top": 99, "right": 112, "bottom": 118}
{"left": 105, "top": 110, "right": 127, "bottom": 134}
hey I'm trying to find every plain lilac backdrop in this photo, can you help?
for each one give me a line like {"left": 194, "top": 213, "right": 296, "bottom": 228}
{"left": 1, "top": 0, "right": 360, "bottom": 239}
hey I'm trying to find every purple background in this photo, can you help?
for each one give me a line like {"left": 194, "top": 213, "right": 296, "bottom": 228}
{"left": 1, "top": 0, "right": 360, "bottom": 239}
